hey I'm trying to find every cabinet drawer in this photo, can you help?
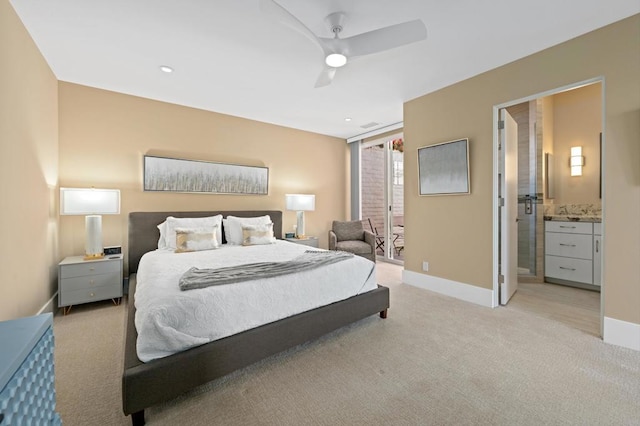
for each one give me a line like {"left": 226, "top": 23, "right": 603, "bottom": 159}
{"left": 545, "top": 221, "right": 592, "bottom": 234}
{"left": 60, "top": 272, "right": 121, "bottom": 292}
{"left": 59, "top": 284, "right": 122, "bottom": 306}
{"left": 545, "top": 255, "right": 593, "bottom": 284}
{"left": 60, "top": 260, "right": 120, "bottom": 278}
{"left": 545, "top": 233, "right": 593, "bottom": 259}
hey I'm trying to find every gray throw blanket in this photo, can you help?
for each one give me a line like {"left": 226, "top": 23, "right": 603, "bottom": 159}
{"left": 179, "top": 250, "right": 354, "bottom": 291}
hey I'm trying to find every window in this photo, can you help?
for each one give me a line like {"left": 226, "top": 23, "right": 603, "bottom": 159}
{"left": 393, "top": 160, "right": 403, "bottom": 185}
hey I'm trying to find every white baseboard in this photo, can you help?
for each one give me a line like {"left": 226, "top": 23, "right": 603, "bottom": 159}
{"left": 603, "top": 316, "right": 640, "bottom": 351}
{"left": 37, "top": 292, "right": 58, "bottom": 316}
{"left": 403, "top": 270, "right": 494, "bottom": 308}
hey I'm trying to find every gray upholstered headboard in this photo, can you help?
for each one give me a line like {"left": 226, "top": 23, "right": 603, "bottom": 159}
{"left": 128, "top": 210, "right": 283, "bottom": 273}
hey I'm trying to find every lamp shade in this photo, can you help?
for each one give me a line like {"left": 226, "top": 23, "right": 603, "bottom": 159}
{"left": 60, "top": 188, "right": 120, "bottom": 215}
{"left": 60, "top": 188, "right": 120, "bottom": 260}
{"left": 285, "top": 194, "right": 315, "bottom": 211}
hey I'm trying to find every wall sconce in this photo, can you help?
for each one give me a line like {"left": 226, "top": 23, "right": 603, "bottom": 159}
{"left": 60, "top": 187, "right": 121, "bottom": 260}
{"left": 285, "top": 194, "right": 315, "bottom": 238}
{"left": 570, "top": 146, "right": 584, "bottom": 176}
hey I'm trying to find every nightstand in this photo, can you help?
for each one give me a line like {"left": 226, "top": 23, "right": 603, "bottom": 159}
{"left": 285, "top": 236, "right": 319, "bottom": 248}
{"left": 58, "top": 254, "right": 123, "bottom": 314}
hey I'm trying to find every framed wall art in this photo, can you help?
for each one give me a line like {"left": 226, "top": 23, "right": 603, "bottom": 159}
{"left": 143, "top": 155, "right": 268, "bottom": 195}
{"left": 418, "top": 138, "right": 470, "bottom": 196}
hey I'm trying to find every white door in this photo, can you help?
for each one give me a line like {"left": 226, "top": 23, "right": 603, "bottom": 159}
{"left": 500, "top": 109, "right": 518, "bottom": 304}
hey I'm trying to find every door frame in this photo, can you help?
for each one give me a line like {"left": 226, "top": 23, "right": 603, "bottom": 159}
{"left": 492, "top": 77, "right": 606, "bottom": 334}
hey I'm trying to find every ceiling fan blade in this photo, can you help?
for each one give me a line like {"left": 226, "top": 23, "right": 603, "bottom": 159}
{"left": 337, "top": 19, "right": 427, "bottom": 58}
{"left": 259, "top": 0, "right": 327, "bottom": 55}
{"left": 314, "top": 67, "right": 337, "bottom": 88}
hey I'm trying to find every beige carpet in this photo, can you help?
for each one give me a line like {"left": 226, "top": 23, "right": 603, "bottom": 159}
{"left": 53, "top": 263, "right": 640, "bottom": 425}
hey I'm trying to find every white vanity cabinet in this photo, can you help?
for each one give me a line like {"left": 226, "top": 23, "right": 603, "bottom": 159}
{"left": 593, "top": 223, "right": 602, "bottom": 286}
{"left": 544, "top": 221, "right": 600, "bottom": 288}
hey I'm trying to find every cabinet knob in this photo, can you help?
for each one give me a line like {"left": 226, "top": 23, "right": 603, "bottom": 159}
{"left": 89, "top": 267, "right": 95, "bottom": 271}
{"left": 89, "top": 292, "right": 95, "bottom": 297}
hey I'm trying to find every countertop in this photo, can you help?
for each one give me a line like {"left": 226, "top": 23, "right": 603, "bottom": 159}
{"left": 543, "top": 215, "right": 601, "bottom": 223}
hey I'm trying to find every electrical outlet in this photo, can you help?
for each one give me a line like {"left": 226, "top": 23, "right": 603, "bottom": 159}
{"left": 422, "top": 261, "right": 429, "bottom": 271}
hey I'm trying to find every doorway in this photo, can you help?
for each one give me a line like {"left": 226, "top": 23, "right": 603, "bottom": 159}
{"left": 360, "top": 133, "right": 404, "bottom": 263}
{"left": 494, "top": 78, "right": 604, "bottom": 336}
{"left": 505, "top": 101, "right": 543, "bottom": 282}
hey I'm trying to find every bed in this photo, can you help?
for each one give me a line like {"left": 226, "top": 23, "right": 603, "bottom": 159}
{"left": 122, "top": 210, "right": 390, "bottom": 425}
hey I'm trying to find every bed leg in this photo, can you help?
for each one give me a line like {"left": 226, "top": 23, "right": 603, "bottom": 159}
{"left": 131, "top": 410, "right": 145, "bottom": 426}
{"left": 380, "top": 309, "right": 388, "bottom": 319}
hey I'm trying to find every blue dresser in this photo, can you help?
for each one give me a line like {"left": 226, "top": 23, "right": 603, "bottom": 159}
{"left": 0, "top": 313, "right": 62, "bottom": 425}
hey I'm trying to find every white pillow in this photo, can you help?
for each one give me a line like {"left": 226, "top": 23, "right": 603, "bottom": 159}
{"left": 223, "top": 215, "right": 272, "bottom": 245}
{"left": 163, "top": 215, "right": 223, "bottom": 250}
{"left": 157, "top": 220, "right": 168, "bottom": 249}
{"left": 241, "top": 223, "right": 276, "bottom": 246}
{"left": 174, "top": 226, "right": 219, "bottom": 252}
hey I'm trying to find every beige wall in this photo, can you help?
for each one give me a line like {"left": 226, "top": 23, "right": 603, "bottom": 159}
{"left": 404, "top": 15, "right": 640, "bottom": 325}
{"left": 552, "top": 83, "right": 602, "bottom": 205}
{"left": 0, "top": 1, "right": 59, "bottom": 320}
{"left": 58, "top": 83, "right": 348, "bottom": 272}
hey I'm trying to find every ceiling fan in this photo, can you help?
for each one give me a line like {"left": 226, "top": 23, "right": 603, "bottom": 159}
{"left": 260, "top": 0, "right": 427, "bottom": 88}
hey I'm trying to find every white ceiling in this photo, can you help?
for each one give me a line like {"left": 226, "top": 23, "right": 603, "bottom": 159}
{"left": 9, "top": 0, "right": 640, "bottom": 139}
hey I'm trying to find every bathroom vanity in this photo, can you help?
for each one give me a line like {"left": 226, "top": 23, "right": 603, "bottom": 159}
{"left": 544, "top": 217, "right": 602, "bottom": 291}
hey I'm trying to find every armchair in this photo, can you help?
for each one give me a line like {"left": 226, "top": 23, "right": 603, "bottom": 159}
{"left": 328, "top": 220, "right": 376, "bottom": 263}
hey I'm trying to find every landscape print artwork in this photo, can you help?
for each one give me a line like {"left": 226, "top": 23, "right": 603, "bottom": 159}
{"left": 144, "top": 155, "right": 268, "bottom": 195}
{"left": 418, "top": 138, "right": 470, "bottom": 195}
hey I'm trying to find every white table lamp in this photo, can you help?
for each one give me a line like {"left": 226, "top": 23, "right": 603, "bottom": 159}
{"left": 60, "top": 188, "right": 120, "bottom": 260}
{"left": 285, "top": 194, "right": 315, "bottom": 238}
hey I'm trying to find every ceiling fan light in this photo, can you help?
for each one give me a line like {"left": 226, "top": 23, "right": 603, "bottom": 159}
{"left": 325, "top": 53, "right": 347, "bottom": 68}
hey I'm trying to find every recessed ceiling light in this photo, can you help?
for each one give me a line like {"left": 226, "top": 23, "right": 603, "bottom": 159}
{"left": 159, "top": 65, "right": 174, "bottom": 73}
{"left": 344, "top": 117, "right": 352, "bottom": 122}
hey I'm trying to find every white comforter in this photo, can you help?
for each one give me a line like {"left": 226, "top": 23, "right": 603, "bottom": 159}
{"left": 134, "top": 241, "right": 377, "bottom": 362}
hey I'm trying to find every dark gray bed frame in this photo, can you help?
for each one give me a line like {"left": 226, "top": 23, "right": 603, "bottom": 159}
{"left": 122, "top": 210, "right": 390, "bottom": 425}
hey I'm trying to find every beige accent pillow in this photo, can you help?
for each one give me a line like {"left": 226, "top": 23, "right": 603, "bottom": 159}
{"left": 164, "top": 215, "right": 223, "bottom": 250}
{"left": 241, "top": 223, "right": 276, "bottom": 246}
{"left": 175, "top": 226, "right": 219, "bottom": 253}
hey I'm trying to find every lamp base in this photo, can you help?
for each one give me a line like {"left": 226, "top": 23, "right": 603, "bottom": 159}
{"left": 296, "top": 211, "right": 305, "bottom": 238}
{"left": 85, "top": 215, "right": 104, "bottom": 261}
{"left": 84, "top": 253, "right": 105, "bottom": 261}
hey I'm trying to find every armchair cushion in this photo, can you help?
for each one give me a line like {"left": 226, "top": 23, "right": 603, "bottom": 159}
{"left": 336, "top": 240, "right": 372, "bottom": 255}
{"left": 332, "top": 220, "right": 365, "bottom": 242}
